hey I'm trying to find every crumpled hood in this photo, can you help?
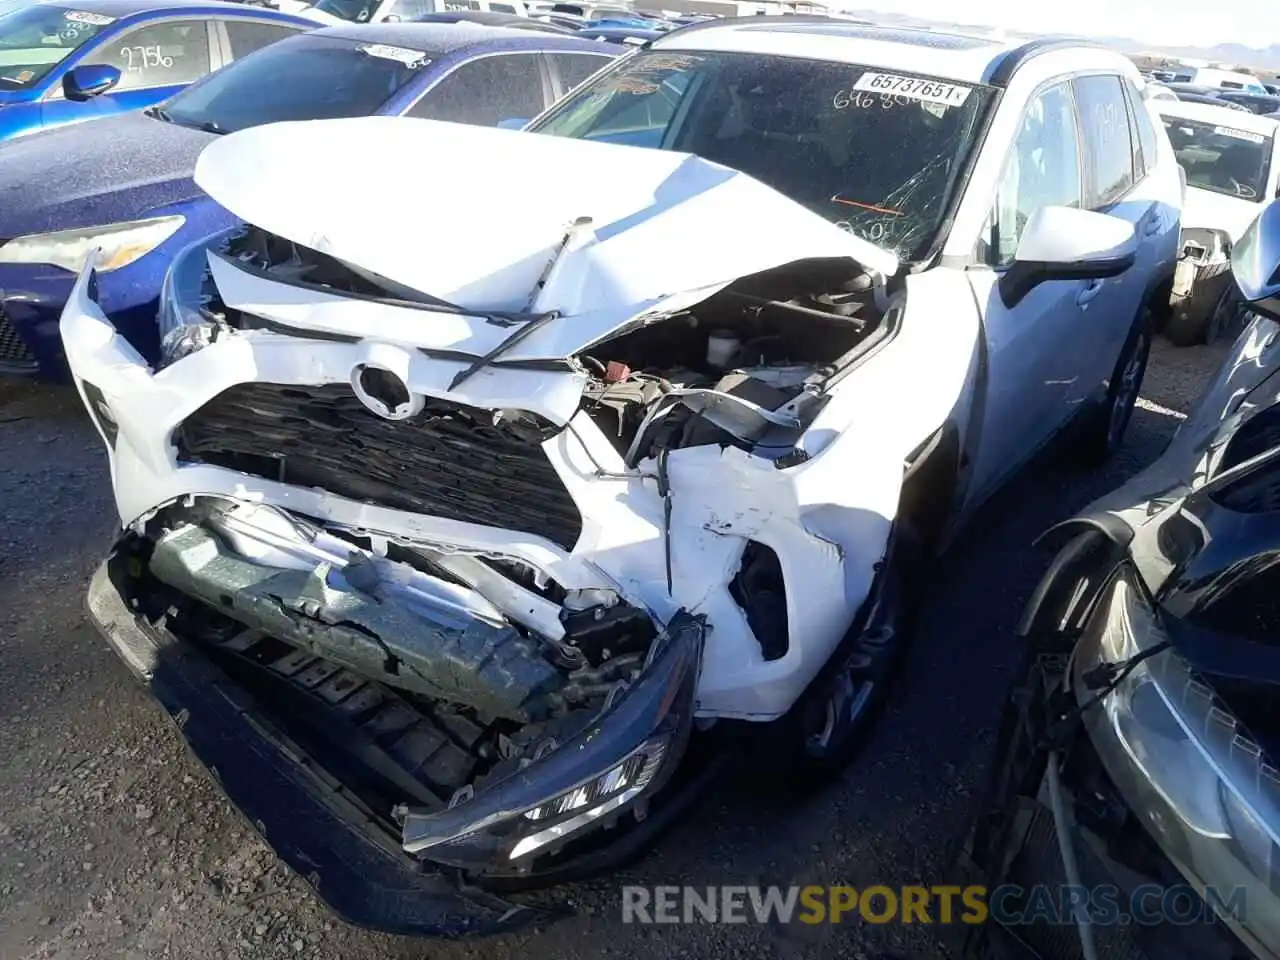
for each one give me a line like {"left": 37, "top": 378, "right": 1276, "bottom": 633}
{"left": 0, "top": 111, "right": 217, "bottom": 239}
{"left": 193, "top": 115, "right": 900, "bottom": 316}
{"left": 1183, "top": 186, "right": 1265, "bottom": 243}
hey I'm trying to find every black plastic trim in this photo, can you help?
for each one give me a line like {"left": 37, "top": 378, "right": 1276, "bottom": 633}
{"left": 985, "top": 37, "right": 1110, "bottom": 87}
{"left": 998, "top": 253, "right": 1135, "bottom": 308}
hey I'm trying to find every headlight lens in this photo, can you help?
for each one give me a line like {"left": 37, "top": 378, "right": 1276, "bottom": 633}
{"left": 398, "top": 611, "right": 704, "bottom": 876}
{"left": 0, "top": 215, "right": 185, "bottom": 273}
{"left": 509, "top": 735, "right": 668, "bottom": 860}
{"left": 1078, "top": 574, "right": 1280, "bottom": 953}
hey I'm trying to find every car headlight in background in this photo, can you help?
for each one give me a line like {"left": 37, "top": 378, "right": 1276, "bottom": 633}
{"left": 1076, "top": 573, "right": 1280, "bottom": 956}
{"left": 0, "top": 215, "right": 185, "bottom": 274}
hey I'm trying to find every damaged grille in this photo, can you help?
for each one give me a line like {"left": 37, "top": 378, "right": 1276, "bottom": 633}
{"left": 206, "top": 626, "right": 491, "bottom": 810}
{"left": 176, "top": 383, "right": 583, "bottom": 548}
{"left": 0, "top": 307, "right": 37, "bottom": 369}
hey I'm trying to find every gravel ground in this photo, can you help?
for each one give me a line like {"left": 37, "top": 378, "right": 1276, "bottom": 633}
{"left": 0, "top": 337, "right": 1231, "bottom": 960}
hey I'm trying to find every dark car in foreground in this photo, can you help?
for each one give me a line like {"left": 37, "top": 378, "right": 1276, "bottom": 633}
{"left": 0, "top": 21, "right": 616, "bottom": 378}
{"left": 953, "top": 203, "right": 1280, "bottom": 959}
{"left": 0, "top": 0, "right": 312, "bottom": 142}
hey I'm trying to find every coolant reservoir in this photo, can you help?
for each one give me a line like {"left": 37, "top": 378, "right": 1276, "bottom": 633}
{"left": 706, "top": 330, "right": 740, "bottom": 369}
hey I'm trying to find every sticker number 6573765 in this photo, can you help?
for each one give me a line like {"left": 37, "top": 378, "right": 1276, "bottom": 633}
{"left": 852, "top": 72, "right": 971, "bottom": 107}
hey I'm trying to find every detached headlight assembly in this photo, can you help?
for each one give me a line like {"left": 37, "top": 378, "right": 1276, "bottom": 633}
{"left": 0, "top": 215, "right": 185, "bottom": 273}
{"left": 398, "top": 611, "right": 704, "bottom": 876}
{"left": 1076, "top": 574, "right": 1280, "bottom": 955}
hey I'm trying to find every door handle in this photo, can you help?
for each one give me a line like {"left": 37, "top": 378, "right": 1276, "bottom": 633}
{"left": 1143, "top": 216, "right": 1162, "bottom": 237}
{"left": 1077, "top": 279, "right": 1105, "bottom": 306}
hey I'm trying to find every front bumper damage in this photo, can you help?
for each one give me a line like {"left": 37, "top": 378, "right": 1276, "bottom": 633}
{"left": 60, "top": 119, "right": 946, "bottom": 915}
{"left": 89, "top": 542, "right": 712, "bottom": 933}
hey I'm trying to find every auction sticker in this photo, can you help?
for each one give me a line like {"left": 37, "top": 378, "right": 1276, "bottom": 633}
{"left": 853, "top": 72, "right": 971, "bottom": 107}
{"left": 64, "top": 10, "right": 116, "bottom": 25}
{"left": 1214, "top": 125, "right": 1266, "bottom": 144}
{"left": 357, "top": 43, "right": 429, "bottom": 68}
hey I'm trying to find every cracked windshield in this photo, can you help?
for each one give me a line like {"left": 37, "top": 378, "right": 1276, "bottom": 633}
{"left": 535, "top": 51, "right": 994, "bottom": 261}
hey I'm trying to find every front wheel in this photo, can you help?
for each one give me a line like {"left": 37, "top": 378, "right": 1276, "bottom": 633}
{"left": 1072, "top": 307, "right": 1153, "bottom": 466}
{"left": 757, "top": 526, "right": 917, "bottom": 790}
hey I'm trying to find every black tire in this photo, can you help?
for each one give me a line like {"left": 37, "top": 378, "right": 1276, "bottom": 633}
{"left": 1164, "top": 302, "right": 1211, "bottom": 346}
{"left": 1073, "top": 307, "right": 1153, "bottom": 466}
{"left": 755, "top": 524, "right": 919, "bottom": 792}
{"left": 1165, "top": 260, "right": 1232, "bottom": 346}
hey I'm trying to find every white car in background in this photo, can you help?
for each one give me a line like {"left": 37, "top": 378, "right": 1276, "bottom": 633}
{"left": 59, "top": 20, "right": 1184, "bottom": 912}
{"left": 1155, "top": 98, "right": 1280, "bottom": 343}
{"left": 282, "top": 0, "right": 530, "bottom": 25}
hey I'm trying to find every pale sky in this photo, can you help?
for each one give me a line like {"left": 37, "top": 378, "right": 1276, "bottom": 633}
{"left": 844, "top": 0, "right": 1280, "bottom": 50}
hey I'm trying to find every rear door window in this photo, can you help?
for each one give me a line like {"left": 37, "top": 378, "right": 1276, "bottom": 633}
{"left": 547, "top": 52, "right": 611, "bottom": 96}
{"left": 92, "top": 19, "right": 213, "bottom": 90}
{"left": 1072, "top": 74, "right": 1137, "bottom": 209}
{"left": 409, "top": 53, "right": 546, "bottom": 125}
{"left": 384, "top": 0, "right": 437, "bottom": 18}
{"left": 1125, "top": 78, "right": 1160, "bottom": 175}
{"left": 222, "top": 20, "right": 303, "bottom": 61}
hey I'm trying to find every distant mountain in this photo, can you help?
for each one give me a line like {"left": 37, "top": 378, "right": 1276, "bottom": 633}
{"left": 844, "top": 6, "right": 1280, "bottom": 71}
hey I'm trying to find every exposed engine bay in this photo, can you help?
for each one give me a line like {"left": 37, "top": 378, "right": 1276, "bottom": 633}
{"left": 186, "top": 226, "right": 890, "bottom": 472}
{"left": 578, "top": 260, "right": 883, "bottom": 464}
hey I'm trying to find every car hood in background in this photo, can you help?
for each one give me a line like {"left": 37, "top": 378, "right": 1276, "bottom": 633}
{"left": 0, "top": 111, "right": 218, "bottom": 238}
{"left": 193, "top": 115, "right": 900, "bottom": 318}
{"left": 1183, "top": 185, "right": 1265, "bottom": 242}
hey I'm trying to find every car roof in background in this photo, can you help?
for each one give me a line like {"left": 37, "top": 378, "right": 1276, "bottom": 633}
{"left": 414, "top": 10, "right": 574, "bottom": 33}
{"left": 314, "top": 20, "right": 610, "bottom": 53}
{"left": 1155, "top": 97, "right": 1280, "bottom": 133}
{"left": 25, "top": 0, "right": 288, "bottom": 15}
{"left": 652, "top": 17, "right": 1119, "bottom": 86}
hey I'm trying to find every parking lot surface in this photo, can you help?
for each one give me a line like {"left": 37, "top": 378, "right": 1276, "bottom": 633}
{"left": 0, "top": 338, "right": 1230, "bottom": 960}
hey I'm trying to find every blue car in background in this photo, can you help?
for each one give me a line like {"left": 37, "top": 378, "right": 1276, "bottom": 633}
{"left": 0, "top": 0, "right": 314, "bottom": 142}
{"left": 0, "top": 21, "right": 619, "bottom": 378}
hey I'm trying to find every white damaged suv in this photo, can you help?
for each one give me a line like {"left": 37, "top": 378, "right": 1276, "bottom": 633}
{"left": 60, "top": 18, "right": 1182, "bottom": 924}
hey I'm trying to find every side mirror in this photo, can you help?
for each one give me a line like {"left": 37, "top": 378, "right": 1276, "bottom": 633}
{"left": 62, "top": 64, "right": 121, "bottom": 102}
{"left": 999, "top": 206, "right": 1138, "bottom": 308}
{"left": 1229, "top": 199, "right": 1280, "bottom": 319}
{"left": 496, "top": 117, "right": 529, "bottom": 130}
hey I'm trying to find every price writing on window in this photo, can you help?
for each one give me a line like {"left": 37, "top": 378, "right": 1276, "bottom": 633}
{"left": 852, "top": 72, "right": 971, "bottom": 106}
{"left": 119, "top": 45, "right": 174, "bottom": 72}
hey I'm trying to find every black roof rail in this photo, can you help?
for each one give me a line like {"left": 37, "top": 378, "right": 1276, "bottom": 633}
{"left": 985, "top": 36, "right": 1110, "bottom": 86}
{"left": 651, "top": 12, "right": 874, "bottom": 46}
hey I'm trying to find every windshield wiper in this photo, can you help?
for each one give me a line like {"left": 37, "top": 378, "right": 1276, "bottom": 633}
{"left": 144, "top": 105, "right": 228, "bottom": 135}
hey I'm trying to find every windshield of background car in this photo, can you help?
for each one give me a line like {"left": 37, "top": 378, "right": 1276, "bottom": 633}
{"left": 1162, "top": 115, "right": 1273, "bottom": 201}
{"left": 0, "top": 5, "right": 116, "bottom": 88}
{"left": 530, "top": 50, "right": 996, "bottom": 262}
{"left": 162, "top": 34, "right": 429, "bottom": 134}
